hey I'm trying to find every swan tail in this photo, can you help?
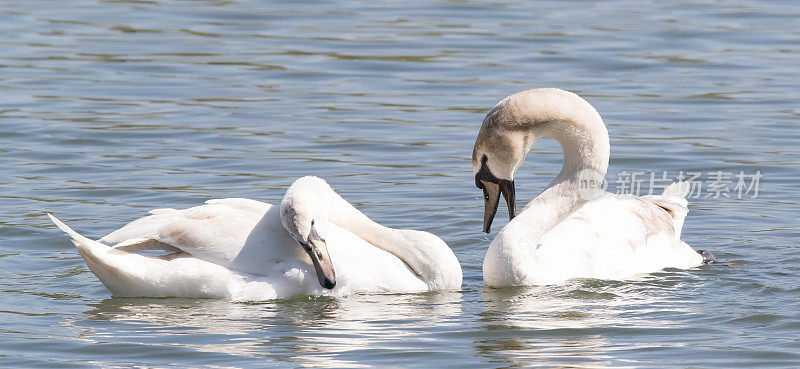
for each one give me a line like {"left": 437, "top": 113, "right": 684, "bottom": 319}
{"left": 641, "top": 182, "right": 692, "bottom": 241}
{"left": 48, "top": 214, "right": 150, "bottom": 296}
{"left": 661, "top": 181, "right": 691, "bottom": 205}
{"left": 48, "top": 213, "right": 90, "bottom": 245}
{"left": 48, "top": 214, "right": 235, "bottom": 298}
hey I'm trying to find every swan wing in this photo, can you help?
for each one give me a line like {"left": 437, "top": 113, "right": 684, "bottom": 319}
{"left": 111, "top": 238, "right": 182, "bottom": 253}
{"left": 534, "top": 186, "right": 701, "bottom": 283}
{"left": 98, "top": 198, "right": 273, "bottom": 268}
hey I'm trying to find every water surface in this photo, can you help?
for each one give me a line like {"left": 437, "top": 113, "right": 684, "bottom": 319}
{"left": 2, "top": 0, "right": 799, "bottom": 367}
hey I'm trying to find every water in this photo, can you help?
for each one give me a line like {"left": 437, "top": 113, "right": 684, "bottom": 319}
{"left": 2, "top": 0, "right": 799, "bottom": 367}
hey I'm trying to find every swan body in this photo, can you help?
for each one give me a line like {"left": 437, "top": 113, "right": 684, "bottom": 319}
{"left": 50, "top": 176, "right": 462, "bottom": 300}
{"left": 473, "top": 88, "right": 704, "bottom": 287}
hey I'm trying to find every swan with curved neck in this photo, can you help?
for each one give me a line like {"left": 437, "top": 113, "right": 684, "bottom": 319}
{"left": 50, "top": 176, "right": 461, "bottom": 299}
{"left": 473, "top": 88, "right": 707, "bottom": 287}
{"left": 281, "top": 176, "right": 462, "bottom": 291}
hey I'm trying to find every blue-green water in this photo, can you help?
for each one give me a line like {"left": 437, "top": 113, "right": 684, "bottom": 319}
{"left": 2, "top": 0, "right": 799, "bottom": 367}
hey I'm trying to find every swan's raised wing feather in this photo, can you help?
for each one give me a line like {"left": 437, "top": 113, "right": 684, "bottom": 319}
{"left": 111, "top": 237, "right": 181, "bottom": 253}
{"left": 640, "top": 182, "right": 691, "bottom": 240}
{"left": 99, "top": 198, "right": 273, "bottom": 267}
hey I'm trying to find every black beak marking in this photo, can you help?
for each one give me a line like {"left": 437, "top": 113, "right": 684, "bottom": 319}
{"left": 501, "top": 179, "right": 516, "bottom": 220}
{"left": 321, "top": 276, "right": 335, "bottom": 289}
{"left": 475, "top": 157, "right": 516, "bottom": 233}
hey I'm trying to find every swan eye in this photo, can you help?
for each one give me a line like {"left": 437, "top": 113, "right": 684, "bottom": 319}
{"left": 311, "top": 219, "right": 315, "bottom": 226}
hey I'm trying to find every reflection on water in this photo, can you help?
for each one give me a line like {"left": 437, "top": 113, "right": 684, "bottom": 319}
{"left": 70, "top": 292, "right": 462, "bottom": 367}
{"left": 71, "top": 284, "right": 696, "bottom": 368}
{"left": 475, "top": 277, "right": 702, "bottom": 368}
{"left": 481, "top": 278, "right": 696, "bottom": 330}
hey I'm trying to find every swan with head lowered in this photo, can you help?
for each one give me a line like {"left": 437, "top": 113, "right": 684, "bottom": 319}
{"left": 473, "top": 88, "right": 714, "bottom": 287}
{"left": 49, "top": 176, "right": 462, "bottom": 300}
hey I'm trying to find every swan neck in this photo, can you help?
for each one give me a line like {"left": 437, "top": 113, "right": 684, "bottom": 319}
{"left": 484, "top": 178, "right": 588, "bottom": 286}
{"left": 322, "top": 191, "right": 461, "bottom": 289}
{"left": 521, "top": 114, "right": 611, "bottom": 255}
{"left": 320, "top": 194, "right": 392, "bottom": 248}
{"left": 473, "top": 88, "right": 610, "bottom": 183}
{"left": 527, "top": 179, "right": 587, "bottom": 236}
{"left": 545, "top": 115, "right": 610, "bottom": 188}
{"left": 331, "top": 208, "right": 392, "bottom": 249}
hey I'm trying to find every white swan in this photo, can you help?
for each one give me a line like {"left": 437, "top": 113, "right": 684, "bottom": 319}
{"left": 472, "top": 88, "right": 710, "bottom": 287}
{"left": 49, "top": 176, "right": 462, "bottom": 300}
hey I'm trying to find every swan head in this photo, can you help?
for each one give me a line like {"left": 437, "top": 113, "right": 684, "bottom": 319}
{"left": 472, "top": 88, "right": 609, "bottom": 233}
{"left": 473, "top": 153, "right": 516, "bottom": 234}
{"left": 472, "top": 95, "right": 535, "bottom": 233}
{"left": 281, "top": 178, "right": 337, "bottom": 290}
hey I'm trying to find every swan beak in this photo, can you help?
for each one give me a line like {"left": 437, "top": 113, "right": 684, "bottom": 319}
{"left": 479, "top": 180, "right": 501, "bottom": 233}
{"left": 501, "top": 179, "right": 516, "bottom": 221}
{"left": 300, "top": 225, "right": 336, "bottom": 290}
{"left": 478, "top": 178, "right": 515, "bottom": 233}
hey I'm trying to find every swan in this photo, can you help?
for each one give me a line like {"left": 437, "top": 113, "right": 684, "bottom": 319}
{"left": 49, "top": 176, "right": 462, "bottom": 300}
{"left": 472, "top": 88, "right": 712, "bottom": 287}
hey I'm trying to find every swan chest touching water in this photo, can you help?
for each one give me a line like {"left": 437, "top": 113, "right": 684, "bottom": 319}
{"left": 472, "top": 88, "right": 710, "bottom": 287}
{"left": 50, "top": 176, "right": 462, "bottom": 300}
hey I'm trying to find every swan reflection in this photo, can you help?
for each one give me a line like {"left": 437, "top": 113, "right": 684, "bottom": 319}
{"left": 476, "top": 274, "right": 701, "bottom": 367}
{"left": 72, "top": 291, "right": 462, "bottom": 367}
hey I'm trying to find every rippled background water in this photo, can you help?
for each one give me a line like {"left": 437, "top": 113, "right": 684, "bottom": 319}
{"left": 2, "top": 0, "right": 799, "bottom": 367}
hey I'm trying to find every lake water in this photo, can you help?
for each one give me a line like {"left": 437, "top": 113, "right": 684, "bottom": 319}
{"left": 2, "top": 0, "right": 799, "bottom": 367}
